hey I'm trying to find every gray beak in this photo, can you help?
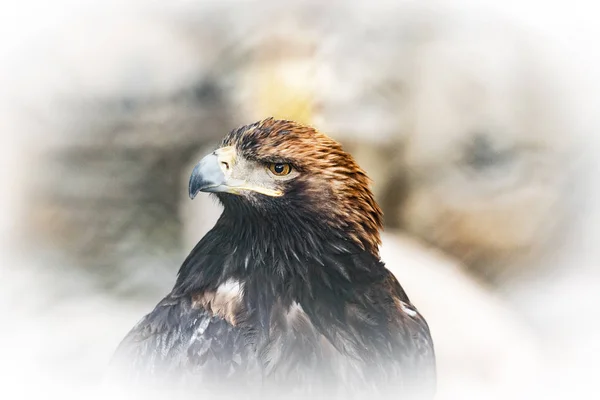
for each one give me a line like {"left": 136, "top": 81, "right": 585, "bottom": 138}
{"left": 188, "top": 152, "right": 227, "bottom": 199}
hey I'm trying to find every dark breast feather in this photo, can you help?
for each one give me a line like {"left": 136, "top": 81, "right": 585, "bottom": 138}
{"left": 109, "top": 226, "right": 436, "bottom": 398}
{"left": 110, "top": 295, "right": 261, "bottom": 393}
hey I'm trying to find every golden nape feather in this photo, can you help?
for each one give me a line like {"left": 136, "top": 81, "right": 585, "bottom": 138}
{"left": 220, "top": 118, "right": 383, "bottom": 254}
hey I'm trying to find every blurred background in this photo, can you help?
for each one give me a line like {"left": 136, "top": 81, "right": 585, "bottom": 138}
{"left": 1, "top": 0, "right": 599, "bottom": 399}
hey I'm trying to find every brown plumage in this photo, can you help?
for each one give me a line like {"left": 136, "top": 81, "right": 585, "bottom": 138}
{"left": 221, "top": 118, "right": 383, "bottom": 254}
{"left": 111, "top": 118, "right": 436, "bottom": 399}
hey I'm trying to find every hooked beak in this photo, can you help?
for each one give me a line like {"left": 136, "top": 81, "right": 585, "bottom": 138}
{"left": 189, "top": 146, "right": 283, "bottom": 199}
{"left": 189, "top": 146, "right": 235, "bottom": 199}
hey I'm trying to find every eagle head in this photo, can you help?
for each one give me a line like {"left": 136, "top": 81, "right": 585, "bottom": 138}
{"left": 189, "top": 118, "right": 383, "bottom": 255}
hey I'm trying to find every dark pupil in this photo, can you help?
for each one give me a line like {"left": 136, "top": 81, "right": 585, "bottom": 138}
{"left": 274, "top": 164, "right": 285, "bottom": 173}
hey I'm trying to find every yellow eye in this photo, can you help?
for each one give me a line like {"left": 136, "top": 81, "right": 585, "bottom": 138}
{"left": 268, "top": 163, "right": 292, "bottom": 176}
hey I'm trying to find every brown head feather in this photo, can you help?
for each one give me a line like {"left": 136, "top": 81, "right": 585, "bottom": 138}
{"left": 221, "top": 117, "right": 384, "bottom": 255}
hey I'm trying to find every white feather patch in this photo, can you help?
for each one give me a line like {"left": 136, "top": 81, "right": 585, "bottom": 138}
{"left": 192, "top": 279, "right": 245, "bottom": 325}
{"left": 216, "top": 279, "right": 244, "bottom": 298}
{"left": 399, "top": 301, "right": 418, "bottom": 317}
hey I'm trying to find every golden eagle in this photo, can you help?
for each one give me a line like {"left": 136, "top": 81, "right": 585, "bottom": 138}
{"left": 112, "top": 118, "right": 436, "bottom": 399}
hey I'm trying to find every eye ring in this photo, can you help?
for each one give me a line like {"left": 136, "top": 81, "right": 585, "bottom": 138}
{"left": 268, "top": 163, "right": 292, "bottom": 176}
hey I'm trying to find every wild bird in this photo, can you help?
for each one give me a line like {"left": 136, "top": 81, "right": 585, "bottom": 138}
{"left": 110, "top": 118, "right": 436, "bottom": 399}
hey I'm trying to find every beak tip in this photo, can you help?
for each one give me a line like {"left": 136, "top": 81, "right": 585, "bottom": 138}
{"left": 188, "top": 164, "right": 201, "bottom": 200}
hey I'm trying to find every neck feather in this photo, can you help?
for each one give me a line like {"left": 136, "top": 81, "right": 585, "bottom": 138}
{"left": 173, "top": 204, "right": 387, "bottom": 302}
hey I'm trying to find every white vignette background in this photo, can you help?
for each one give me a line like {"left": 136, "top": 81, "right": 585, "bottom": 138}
{"left": 1, "top": 1, "right": 600, "bottom": 400}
